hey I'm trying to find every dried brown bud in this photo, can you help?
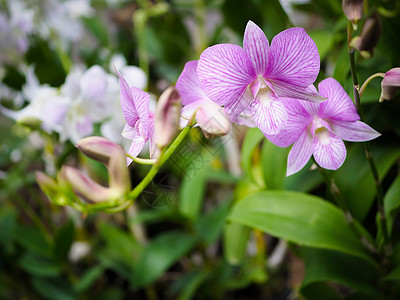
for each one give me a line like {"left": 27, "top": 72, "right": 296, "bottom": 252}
{"left": 380, "top": 68, "right": 400, "bottom": 102}
{"left": 342, "top": 0, "right": 364, "bottom": 29}
{"left": 351, "top": 13, "right": 382, "bottom": 58}
{"left": 154, "top": 86, "right": 181, "bottom": 148}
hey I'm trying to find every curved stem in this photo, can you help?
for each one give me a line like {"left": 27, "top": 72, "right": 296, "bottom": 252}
{"left": 359, "top": 73, "right": 385, "bottom": 97}
{"left": 347, "top": 21, "right": 391, "bottom": 255}
{"left": 126, "top": 154, "right": 157, "bottom": 165}
{"left": 105, "top": 122, "right": 195, "bottom": 213}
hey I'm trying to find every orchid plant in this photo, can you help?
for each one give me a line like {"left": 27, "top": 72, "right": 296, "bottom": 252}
{"left": 2, "top": 0, "right": 400, "bottom": 299}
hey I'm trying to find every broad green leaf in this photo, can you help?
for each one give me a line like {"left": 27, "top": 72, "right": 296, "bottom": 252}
{"left": 31, "top": 276, "right": 78, "bottom": 300}
{"left": 309, "top": 30, "right": 333, "bottom": 60}
{"left": 240, "top": 128, "right": 264, "bottom": 180}
{"left": 228, "top": 190, "right": 373, "bottom": 263}
{"left": 195, "top": 200, "right": 231, "bottom": 246}
{"left": 223, "top": 222, "right": 251, "bottom": 265}
{"left": 19, "top": 253, "right": 61, "bottom": 277}
{"left": 301, "top": 247, "right": 378, "bottom": 296}
{"left": 179, "top": 152, "right": 211, "bottom": 220}
{"left": 301, "top": 282, "right": 341, "bottom": 300}
{"left": 383, "top": 266, "right": 400, "bottom": 282}
{"left": 334, "top": 143, "right": 400, "bottom": 221}
{"left": 53, "top": 220, "right": 74, "bottom": 262}
{"left": 384, "top": 174, "right": 400, "bottom": 235}
{"left": 14, "top": 225, "right": 51, "bottom": 256}
{"left": 170, "top": 270, "right": 210, "bottom": 300}
{"left": 261, "top": 139, "right": 289, "bottom": 189}
{"left": 131, "top": 231, "right": 197, "bottom": 288}
{"left": 0, "top": 207, "right": 17, "bottom": 253}
{"left": 283, "top": 161, "right": 322, "bottom": 193}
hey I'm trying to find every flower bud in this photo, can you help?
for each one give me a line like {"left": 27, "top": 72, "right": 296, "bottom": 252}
{"left": 351, "top": 13, "right": 382, "bottom": 58}
{"left": 154, "top": 86, "right": 181, "bottom": 148}
{"left": 196, "top": 102, "right": 231, "bottom": 139}
{"left": 77, "top": 136, "right": 124, "bottom": 165}
{"left": 108, "top": 149, "right": 131, "bottom": 194}
{"left": 379, "top": 68, "right": 400, "bottom": 102}
{"left": 35, "top": 171, "right": 58, "bottom": 197}
{"left": 342, "top": 0, "right": 364, "bottom": 30}
{"left": 60, "top": 166, "right": 112, "bottom": 203}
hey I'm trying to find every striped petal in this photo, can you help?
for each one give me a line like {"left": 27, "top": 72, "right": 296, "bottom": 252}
{"left": 266, "top": 27, "right": 320, "bottom": 87}
{"left": 287, "top": 129, "right": 313, "bottom": 176}
{"left": 318, "top": 78, "right": 359, "bottom": 122}
{"left": 197, "top": 44, "right": 256, "bottom": 107}
{"left": 116, "top": 69, "right": 139, "bottom": 127}
{"left": 313, "top": 129, "right": 346, "bottom": 170}
{"left": 176, "top": 60, "right": 208, "bottom": 106}
{"left": 330, "top": 120, "right": 381, "bottom": 142}
{"left": 251, "top": 93, "right": 287, "bottom": 135}
{"left": 243, "top": 21, "right": 269, "bottom": 75}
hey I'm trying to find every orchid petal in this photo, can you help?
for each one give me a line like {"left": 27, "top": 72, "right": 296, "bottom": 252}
{"left": 331, "top": 120, "right": 381, "bottom": 142}
{"left": 251, "top": 94, "right": 287, "bottom": 135}
{"left": 287, "top": 129, "right": 313, "bottom": 176}
{"left": 80, "top": 65, "right": 107, "bottom": 99}
{"left": 243, "top": 21, "right": 269, "bottom": 75}
{"left": 265, "top": 98, "right": 311, "bottom": 147}
{"left": 116, "top": 69, "right": 139, "bottom": 127}
{"left": 266, "top": 27, "right": 320, "bottom": 87}
{"left": 127, "top": 134, "right": 146, "bottom": 159}
{"left": 269, "top": 79, "right": 325, "bottom": 103}
{"left": 313, "top": 130, "right": 346, "bottom": 170}
{"left": 176, "top": 60, "right": 208, "bottom": 106}
{"left": 121, "top": 123, "right": 137, "bottom": 140}
{"left": 148, "top": 113, "right": 156, "bottom": 158}
{"left": 318, "top": 78, "right": 359, "bottom": 122}
{"left": 130, "top": 86, "right": 150, "bottom": 134}
{"left": 196, "top": 101, "right": 231, "bottom": 136}
{"left": 224, "top": 86, "right": 254, "bottom": 121}
{"left": 197, "top": 44, "right": 256, "bottom": 106}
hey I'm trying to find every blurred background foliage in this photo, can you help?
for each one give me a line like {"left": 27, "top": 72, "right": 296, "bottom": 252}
{"left": 1, "top": 0, "right": 400, "bottom": 299}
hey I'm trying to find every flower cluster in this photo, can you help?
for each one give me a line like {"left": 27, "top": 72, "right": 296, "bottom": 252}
{"left": 119, "top": 21, "right": 380, "bottom": 175}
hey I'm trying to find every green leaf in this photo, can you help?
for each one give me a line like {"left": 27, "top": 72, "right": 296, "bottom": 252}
{"left": 334, "top": 143, "right": 400, "bottom": 221}
{"left": 223, "top": 222, "right": 251, "bottom": 265}
{"left": 240, "top": 128, "right": 264, "bottom": 180}
{"left": 195, "top": 200, "right": 231, "bottom": 246}
{"left": 301, "top": 247, "right": 378, "bottom": 296}
{"left": 283, "top": 161, "right": 322, "bottom": 193}
{"left": 75, "top": 265, "right": 105, "bottom": 292}
{"left": 170, "top": 270, "right": 210, "bottom": 300}
{"left": 178, "top": 153, "right": 210, "bottom": 220}
{"left": 18, "top": 253, "right": 61, "bottom": 277}
{"left": 0, "top": 207, "right": 17, "bottom": 252}
{"left": 384, "top": 174, "right": 400, "bottom": 235}
{"left": 53, "top": 220, "right": 74, "bottom": 262}
{"left": 14, "top": 225, "right": 51, "bottom": 256}
{"left": 383, "top": 266, "right": 400, "bottom": 282}
{"left": 228, "top": 190, "right": 373, "bottom": 263}
{"left": 309, "top": 30, "right": 333, "bottom": 60}
{"left": 131, "top": 231, "right": 197, "bottom": 288}
{"left": 261, "top": 139, "right": 289, "bottom": 189}
{"left": 301, "top": 282, "right": 341, "bottom": 300}
{"left": 31, "top": 276, "right": 79, "bottom": 300}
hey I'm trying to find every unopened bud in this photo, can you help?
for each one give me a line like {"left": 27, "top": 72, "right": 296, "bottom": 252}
{"left": 380, "top": 68, "right": 400, "bottom": 102}
{"left": 154, "top": 86, "right": 181, "bottom": 148}
{"left": 108, "top": 149, "right": 131, "bottom": 194}
{"left": 342, "top": 0, "right": 364, "bottom": 30}
{"left": 77, "top": 136, "right": 124, "bottom": 165}
{"left": 60, "top": 166, "right": 112, "bottom": 203}
{"left": 196, "top": 102, "right": 231, "bottom": 139}
{"left": 351, "top": 13, "right": 382, "bottom": 58}
{"left": 35, "top": 171, "right": 57, "bottom": 197}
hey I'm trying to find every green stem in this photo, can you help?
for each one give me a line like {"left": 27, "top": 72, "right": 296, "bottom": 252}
{"left": 347, "top": 21, "right": 391, "bottom": 255}
{"left": 317, "top": 165, "right": 376, "bottom": 253}
{"left": 126, "top": 154, "right": 157, "bottom": 165}
{"left": 105, "top": 124, "right": 194, "bottom": 213}
{"left": 359, "top": 72, "right": 385, "bottom": 97}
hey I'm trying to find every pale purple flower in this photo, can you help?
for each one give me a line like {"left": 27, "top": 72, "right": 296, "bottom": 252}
{"left": 176, "top": 60, "right": 231, "bottom": 136}
{"left": 116, "top": 70, "right": 155, "bottom": 162}
{"left": 266, "top": 78, "right": 381, "bottom": 176}
{"left": 197, "top": 20, "right": 324, "bottom": 135}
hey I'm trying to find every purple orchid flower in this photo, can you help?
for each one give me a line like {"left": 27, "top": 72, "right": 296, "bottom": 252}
{"left": 116, "top": 70, "right": 155, "bottom": 163}
{"left": 176, "top": 60, "right": 231, "bottom": 137}
{"left": 266, "top": 78, "right": 380, "bottom": 176}
{"left": 197, "top": 21, "right": 324, "bottom": 135}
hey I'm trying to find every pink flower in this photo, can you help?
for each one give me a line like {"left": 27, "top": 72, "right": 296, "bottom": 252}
{"left": 116, "top": 70, "right": 155, "bottom": 162}
{"left": 266, "top": 78, "right": 381, "bottom": 176}
{"left": 197, "top": 21, "right": 324, "bottom": 135}
{"left": 176, "top": 60, "right": 231, "bottom": 137}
